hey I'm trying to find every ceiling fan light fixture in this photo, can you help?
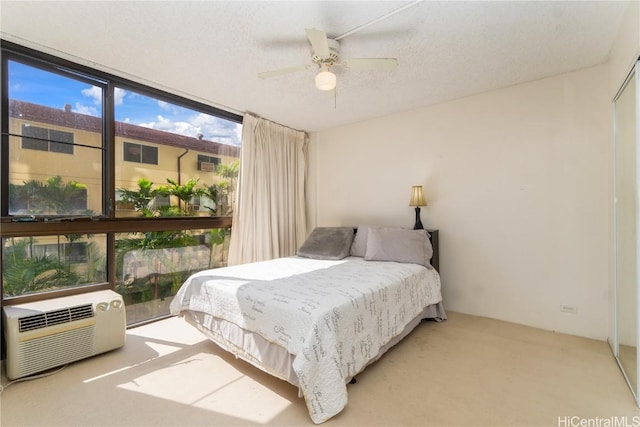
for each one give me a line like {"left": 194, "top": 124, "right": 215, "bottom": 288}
{"left": 315, "top": 68, "right": 336, "bottom": 91}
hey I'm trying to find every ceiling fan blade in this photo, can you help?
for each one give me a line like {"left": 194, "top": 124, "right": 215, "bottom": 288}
{"left": 340, "top": 58, "right": 398, "bottom": 71}
{"left": 258, "top": 64, "right": 313, "bottom": 79}
{"left": 305, "top": 28, "right": 330, "bottom": 58}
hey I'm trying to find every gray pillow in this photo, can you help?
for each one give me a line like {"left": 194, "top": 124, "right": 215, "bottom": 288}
{"left": 364, "top": 227, "right": 433, "bottom": 268}
{"left": 350, "top": 224, "right": 372, "bottom": 257}
{"left": 297, "top": 227, "right": 355, "bottom": 260}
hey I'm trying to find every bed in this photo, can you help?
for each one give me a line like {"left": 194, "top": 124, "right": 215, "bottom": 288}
{"left": 170, "top": 225, "right": 445, "bottom": 423}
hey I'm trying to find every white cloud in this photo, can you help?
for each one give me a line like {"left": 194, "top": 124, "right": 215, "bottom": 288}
{"left": 114, "top": 88, "right": 126, "bottom": 106}
{"left": 82, "top": 86, "right": 126, "bottom": 106}
{"left": 155, "top": 115, "right": 172, "bottom": 130}
{"left": 157, "top": 100, "right": 170, "bottom": 110}
{"left": 73, "top": 102, "right": 99, "bottom": 116}
{"left": 190, "top": 112, "right": 214, "bottom": 128}
{"left": 82, "top": 86, "right": 102, "bottom": 105}
{"left": 137, "top": 113, "right": 242, "bottom": 146}
{"left": 188, "top": 113, "right": 242, "bottom": 146}
{"left": 173, "top": 122, "right": 193, "bottom": 135}
{"left": 138, "top": 121, "right": 155, "bottom": 129}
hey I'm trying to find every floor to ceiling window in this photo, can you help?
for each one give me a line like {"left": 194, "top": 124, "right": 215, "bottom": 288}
{"left": 1, "top": 41, "right": 242, "bottom": 325}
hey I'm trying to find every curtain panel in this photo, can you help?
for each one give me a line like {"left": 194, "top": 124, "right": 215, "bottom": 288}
{"left": 228, "top": 113, "right": 308, "bottom": 265}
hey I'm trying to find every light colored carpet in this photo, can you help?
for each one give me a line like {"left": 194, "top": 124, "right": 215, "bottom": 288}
{"left": 1, "top": 311, "right": 638, "bottom": 427}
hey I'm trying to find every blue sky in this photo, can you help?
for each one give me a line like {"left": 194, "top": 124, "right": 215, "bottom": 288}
{"left": 9, "top": 61, "right": 241, "bottom": 146}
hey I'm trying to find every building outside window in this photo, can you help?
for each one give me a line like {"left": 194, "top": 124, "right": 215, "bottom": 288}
{"left": 1, "top": 42, "right": 242, "bottom": 325}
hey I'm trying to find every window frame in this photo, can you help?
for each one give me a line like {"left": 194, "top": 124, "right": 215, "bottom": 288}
{"left": 123, "top": 141, "right": 159, "bottom": 165}
{"left": 0, "top": 40, "right": 242, "bottom": 309}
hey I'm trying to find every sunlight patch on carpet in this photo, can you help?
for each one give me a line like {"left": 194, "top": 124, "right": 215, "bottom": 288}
{"left": 117, "top": 352, "right": 293, "bottom": 423}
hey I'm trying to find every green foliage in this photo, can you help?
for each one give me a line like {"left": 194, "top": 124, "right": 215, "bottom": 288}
{"left": 43, "top": 176, "right": 87, "bottom": 214}
{"left": 208, "top": 228, "right": 231, "bottom": 268}
{"left": 12, "top": 180, "right": 46, "bottom": 212}
{"left": 217, "top": 161, "right": 238, "bottom": 216}
{"left": 216, "top": 160, "right": 239, "bottom": 181}
{"left": 2, "top": 237, "right": 82, "bottom": 297}
{"left": 205, "top": 160, "right": 238, "bottom": 216}
{"left": 117, "top": 178, "right": 158, "bottom": 217}
{"left": 156, "top": 205, "right": 182, "bottom": 217}
{"left": 156, "top": 178, "right": 207, "bottom": 215}
{"left": 84, "top": 241, "right": 106, "bottom": 283}
{"left": 115, "top": 176, "right": 205, "bottom": 298}
{"left": 8, "top": 183, "right": 21, "bottom": 208}
{"left": 204, "top": 183, "right": 220, "bottom": 208}
{"left": 204, "top": 182, "right": 228, "bottom": 216}
{"left": 117, "top": 230, "right": 199, "bottom": 252}
{"left": 210, "top": 228, "right": 230, "bottom": 246}
{"left": 113, "top": 170, "right": 236, "bottom": 305}
{"left": 10, "top": 176, "right": 89, "bottom": 215}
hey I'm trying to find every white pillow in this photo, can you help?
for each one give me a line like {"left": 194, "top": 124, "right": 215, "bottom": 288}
{"left": 364, "top": 227, "right": 433, "bottom": 268}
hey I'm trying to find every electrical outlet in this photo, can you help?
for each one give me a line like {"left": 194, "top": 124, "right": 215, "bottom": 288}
{"left": 560, "top": 305, "right": 578, "bottom": 314}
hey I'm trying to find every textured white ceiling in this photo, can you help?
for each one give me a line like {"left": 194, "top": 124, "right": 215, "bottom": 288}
{"left": 0, "top": 1, "right": 631, "bottom": 132}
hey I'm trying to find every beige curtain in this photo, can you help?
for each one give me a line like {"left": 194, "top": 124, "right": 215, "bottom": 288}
{"left": 227, "top": 113, "right": 308, "bottom": 265}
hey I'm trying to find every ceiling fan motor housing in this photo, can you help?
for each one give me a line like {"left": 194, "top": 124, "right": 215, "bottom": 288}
{"left": 312, "top": 39, "right": 340, "bottom": 65}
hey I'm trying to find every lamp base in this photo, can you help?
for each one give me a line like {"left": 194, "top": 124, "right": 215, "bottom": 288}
{"left": 413, "top": 206, "right": 424, "bottom": 230}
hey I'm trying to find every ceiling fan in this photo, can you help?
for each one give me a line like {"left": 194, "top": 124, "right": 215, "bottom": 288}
{"left": 258, "top": 28, "right": 398, "bottom": 91}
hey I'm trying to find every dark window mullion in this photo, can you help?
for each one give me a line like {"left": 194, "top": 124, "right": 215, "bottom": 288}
{"left": 105, "top": 82, "right": 115, "bottom": 289}
{"left": 1, "top": 54, "right": 9, "bottom": 219}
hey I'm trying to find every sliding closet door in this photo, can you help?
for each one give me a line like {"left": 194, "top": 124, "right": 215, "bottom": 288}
{"left": 614, "top": 61, "right": 639, "bottom": 404}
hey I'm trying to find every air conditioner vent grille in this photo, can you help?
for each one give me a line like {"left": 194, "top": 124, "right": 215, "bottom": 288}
{"left": 199, "top": 161, "right": 216, "bottom": 172}
{"left": 18, "top": 304, "right": 94, "bottom": 332}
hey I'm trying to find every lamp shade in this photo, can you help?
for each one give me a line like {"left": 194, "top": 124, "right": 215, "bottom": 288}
{"left": 409, "top": 185, "right": 426, "bottom": 206}
{"left": 315, "top": 69, "right": 336, "bottom": 91}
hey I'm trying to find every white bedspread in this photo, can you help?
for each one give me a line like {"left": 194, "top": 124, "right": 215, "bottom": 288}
{"left": 170, "top": 256, "right": 442, "bottom": 423}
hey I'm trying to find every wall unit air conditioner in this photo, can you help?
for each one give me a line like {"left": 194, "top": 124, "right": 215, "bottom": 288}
{"left": 2, "top": 290, "right": 126, "bottom": 380}
{"left": 199, "top": 161, "right": 216, "bottom": 172}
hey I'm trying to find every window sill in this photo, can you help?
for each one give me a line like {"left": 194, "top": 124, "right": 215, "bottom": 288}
{"left": 0, "top": 216, "right": 232, "bottom": 237}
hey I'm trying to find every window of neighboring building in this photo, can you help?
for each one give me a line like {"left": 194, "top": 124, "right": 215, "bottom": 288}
{"left": 21, "top": 124, "right": 47, "bottom": 151}
{"left": 197, "top": 154, "right": 220, "bottom": 172}
{"left": 22, "top": 125, "right": 74, "bottom": 154}
{"left": 123, "top": 142, "right": 158, "bottom": 165}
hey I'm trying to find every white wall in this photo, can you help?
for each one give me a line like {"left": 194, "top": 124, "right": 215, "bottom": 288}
{"left": 309, "top": 64, "right": 611, "bottom": 340}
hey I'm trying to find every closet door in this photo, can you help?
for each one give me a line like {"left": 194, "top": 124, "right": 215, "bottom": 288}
{"left": 614, "top": 61, "right": 639, "bottom": 404}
